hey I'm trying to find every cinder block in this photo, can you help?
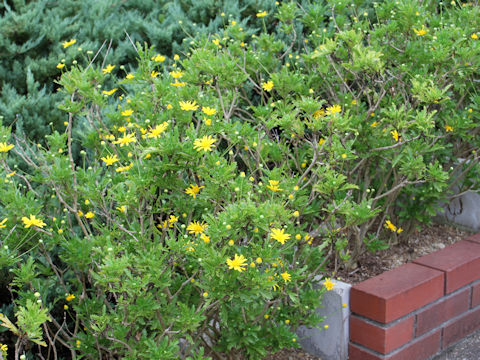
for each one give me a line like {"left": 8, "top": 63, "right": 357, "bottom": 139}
{"left": 297, "top": 278, "right": 351, "bottom": 360}
{"left": 413, "top": 240, "right": 480, "bottom": 293}
{"left": 350, "top": 263, "right": 444, "bottom": 323}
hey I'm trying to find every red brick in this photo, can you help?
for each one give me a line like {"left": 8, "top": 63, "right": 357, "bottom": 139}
{"left": 350, "top": 315, "right": 413, "bottom": 354}
{"left": 465, "top": 233, "right": 480, "bottom": 244}
{"left": 350, "top": 263, "right": 444, "bottom": 323}
{"left": 349, "top": 343, "right": 383, "bottom": 360}
{"left": 413, "top": 240, "right": 480, "bottom": 293}
{"left": 443, "top": 307, "right": 480, "bottom": 348}
{"left": 472, "top": 283, "right": 480, "bottom": 308}
{"left": 416, "top": 288, "right": 469, "bottom": 336}
{"left": 387, "top": 330, "right": 441, "bottom": 360}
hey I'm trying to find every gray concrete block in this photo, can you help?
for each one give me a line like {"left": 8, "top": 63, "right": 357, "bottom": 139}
{"left": 297, "top": 278, "right": 351, "bottom": 360}
{"left": 440, "top": 191, "right": 480, "bottom": 232}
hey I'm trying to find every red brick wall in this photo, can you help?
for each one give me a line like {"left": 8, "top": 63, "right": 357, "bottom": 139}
{"left": 349, "top": 234, "right": 480, "bottom": 360}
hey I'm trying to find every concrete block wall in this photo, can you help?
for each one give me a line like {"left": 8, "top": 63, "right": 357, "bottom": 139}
{"left": 349, "top": 233, "right": 480, "bottom": 360}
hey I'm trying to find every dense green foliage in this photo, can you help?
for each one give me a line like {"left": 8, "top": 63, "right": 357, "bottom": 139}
{"left": 0, "top": 0, "right": 479, "bottom": 359}
{"left": 0, "top": 0, "right": 278, "bottom": 141}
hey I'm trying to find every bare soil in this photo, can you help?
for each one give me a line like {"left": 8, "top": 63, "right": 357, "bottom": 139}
{"left": 265, "top": 224, "right": 471, "bottom": 360}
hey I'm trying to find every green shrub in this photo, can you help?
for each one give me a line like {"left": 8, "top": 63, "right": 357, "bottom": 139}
{"left": 0, "top": 0, "right": 479, "bottom": 359}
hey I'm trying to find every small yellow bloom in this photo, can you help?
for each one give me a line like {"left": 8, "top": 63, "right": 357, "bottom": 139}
{"left": 76, "top": 340, "right": 81, "bottom": 348}
{"left": 102, "top": 88, "right": 117, "bottom": 96}
{"left": 351, "top": 99, "right": 357, "bottom": 105}
{"left": 22, "top": 214, "right": 46, "bottom": 229}
{"left": 413, "top": 25, "right": 428, "bottom": 36}
{"left": 385, "top": 220, "right": 397, "bottom": 232}
{"left": 0, "top": 143, "right": 14, "bottom": 153}
{"left": 62, "top": 39, "right": 76, "bottom": 48}
{"left": 121, "top": 109, "right": 134, "bottom": 117}
{"left": 85, "top": 212, "right": 95, "bottom": 219}
{"left": 266, "top": 180, "right": 282, "bottom": 192}
{"left": 170, "top": 70, "right": 184, "bottom": 79}
{"left": 326, "top": 104, "right": 341, "bottom": 115}
{"left": 113, "top": 133, "right": 136, "bottom": 146}
{"left": 293, "top": 210, "right": 300, "bottom": 217}
{"left": 101, "top": 154, "right": 119, "bottom": 166}
{"left": 370, "top": 121, "right": 379, "bottom": 127}
{"left": 147, "top": 122, "right": 168, "bottom": 138}
{"left": 270, "top": 228, "right": 291, "bottom": 245}
{"left": 125, "top": 73, "right": 135, "bottom": 80}
{"left": 58, "top": 229, "right": 63, "bottom": 234}
{"left": 226, "top": 254, "right": 248, "bottom": 272}
{"left": 179, "top": 100, "right": 199, "bottom": 111}
{"left": 0, "top": 344, "right": 7, "bottom": 352}
{"left": 444, "top": 125, "right": 454, "bottom": 132}
{"left": 202, "top": 106, "right": 217, "bottom": 116}
{"left": 152, "top": 54, "right": 166, "bottom": 62}
{"left": 341, "top": 153, "right": 347, "bottom": 159}
{"left": 174, "top": 54, "right": 180, "bottom": 60}
{"left": 186, "top": 221, "right": 207, "bottom": 235}
{"left": 390, "top": 129, "right": 400, "bottom": 142}
{"left": 471, "top": 33, "right": 478, "bottom": 40}
{"left": 262, "top": 81, "right": 274, "bottom": 92}
{"left": 63, "top": 305, "right": 68, "bottom": 310}
{"left": 323, "top": 278, "right": 336, "bottom": 291}
{"left": 193, "top": 135, "right": 216, "bottom": 152}
{"left": 115, "top": 163, "right": 133, "bottom": 172}
{"left": 468, "top": 108, "right": 473, "bottom": 113}
{"left": 228, "top": 239, "right": 234, "bottom": 246}
{"left": 203, "top": 292, "right": 208, "bottom": 297}
{"left": 56, "top": 63, "right": 65, "bottom": 69}
{"left": 324, "top": 324, "right": 329, "bottom": 329}
{"left": 256, "top": 257, "right": 262, "bottom": 264}
{"left": 66, "top": 294, "right": 75, "bottom": 301}
{"left": 171, "top": 81, "right": 186, "bottom": 87}
{"left": 0, "top": 218, "right": 7, "bottom": 229}
{"left": 185, "top": 184, "right": 204, "bottom": 199}
{"left": 151, "top": 70, "right": 160, "bottom": 78}
{"left": 256, "top": 11, "right": 267, "bottom": 17}
{"left": 102, "top": 64, "right": 115, "bottom": 74}
{"left": 281, "top": 271, "right": 291, "bottom": 282}
{"left": 201, "top": 234, "right": 210, "bottom": 243}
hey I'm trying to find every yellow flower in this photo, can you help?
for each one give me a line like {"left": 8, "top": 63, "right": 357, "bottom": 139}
{"left": 293, "top": 210, "right": 300, "bottom": 217}
{"left": 170, "top": 70, "right": 184, "bottom": 79}
{"left": 117, "top": 205, "right": 127, "bottom": 213}
{"left": 0, "top": 344, "right": 7, "bottom": 352}
{"left": 102, "top": 64, "right": 115, "bottom": 74}
{"left": 102, "top": 88, "right": 118, "bottom": 96}
{"left": 85, "top": 212, "right": 95, "bottom": 219}
{"left": 468, "top": 108, "right": 473, "bottom": 113}
{"left": 370, "top": 121, "right": 379, "bottom": 127}
{"left": 115, "top": 163, "right": 133, "bottom": 172}
{"left": 351, "top": 99, "right": 357, "bottom": 105}
{"left": 262, "top": 81, "right": 274, "bottom": 92}
{"left": 313, "top": 109, "right": 325, "bottom": 119}
{"left": 472, "top": 33, "right": 478, "bottom": 40}
{"left": 151, "top": 70, "right": 160, "bottom": 78}
{"left": 56, "top": 63, "right": 65, "bottom": 69}
{"left": 413, "top": 25, "right": 428, "bottom": 36}
{"left": 147, "top": 122, "right": 168, "bottom": 138}
{"left": 62, "top": 39, "right": 76, "bottom": 48}
{"left": 281, "top": 271, "right": 291, "bottom": 282}
{"left": 126, "top": 73, "right": 134, "bottom": 79}
{"left": 174, "top": 54, "right": 180, "bottom": 61}
{"left": 185, "top": 184, "right": 204, "bottom": 199}
{"left": 201, "top": 234, "right": 210, "bottom": 243}
{"left": 326, "top": 104, "right": 342, "bottom": 115}
{"left": 101, "top": 154, "right": 119, "bottom": 166}
{"left": 397, "top": 227, "right": 404, "bottom": 234}
{"left": 179, "top": 100, "right": 199, "bottom": 111}
{"left": 186, "top": 221, "right": 207, "bottom": 235}
{"left": 0, "top": 218, "right": 7, "bottom": 229}
{"left": 390, "top": 129, "right": 400, "bottom": 142}
{"left": 256, "top": 11, "right": 267, "bottom": 17}
{"left": 266, "top": 180, "right": 283, "bottom": 192}
{"left": 78, "top": 210, "right": 84, "bottom": 217}
{"left": 0, "top": 143, "right": 14, "bottom": 153}
{"left": 270, "top": 228, "right": 291, "bottom": 245}
{"left": 444, "top": 125, "right": 453, "bottom": 132}
{"left": 226, "top": 253, "right": 248, "bottom": 272}
{"left": 151, "top": 54, "right": 166, "bottom": 62}
{"left": 202, "top": 106, "right": 217, "bottom": 116}
{"left": 324, "top": 324, "right": 329, "bottom": 329}
{"left": 121, "top": 109, "right": 134, "bottom": 117}
{"left": 22, "top": 214, "right": 46, "bottom": 229}
{"left": 203, "top": 117, "right": 212, "bottom": 126}
{"left": 193, "top": 135, "right": 216, "bottom": 152}
{"left": 171, "top": 81, "right": 186, "bottom": 87}
{"left": 76, "top": 340, "right": 81, "bottom": 348}
{"left": 323, "top": 278, "right": 336, "bottom": 291}
{"left": 113, "top": 133, "right": 137, "bottom": 146}
{"left": 385, "top": 220, "right": 397, "bottom": 232}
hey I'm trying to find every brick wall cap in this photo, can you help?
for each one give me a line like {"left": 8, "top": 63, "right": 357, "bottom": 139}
{"left": 413, "top": 240, "right": 480, "bottom": 272}
{"left": 351, "top": 262, "right": 443, "bottom": 299}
